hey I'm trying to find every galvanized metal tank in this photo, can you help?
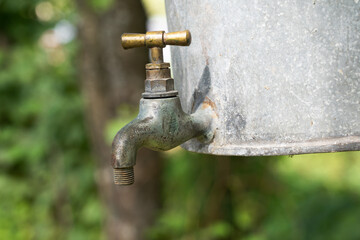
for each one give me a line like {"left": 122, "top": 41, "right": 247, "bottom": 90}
{"left": 165, "top": 0, "right": 360, "bottom": 156}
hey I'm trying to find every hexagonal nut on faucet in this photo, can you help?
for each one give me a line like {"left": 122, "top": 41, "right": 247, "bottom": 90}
{"left": 145, "top": 78, "right": 175, "bottom": 93}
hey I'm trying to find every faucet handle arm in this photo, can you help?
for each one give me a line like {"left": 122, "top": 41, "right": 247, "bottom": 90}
{"left": 121, "top": 30, "right": 191, "bottom": 49}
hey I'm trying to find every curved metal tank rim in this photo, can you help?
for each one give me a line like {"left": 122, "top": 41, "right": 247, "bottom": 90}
{"left": 182, "top": 136, "right": 360, "bottom": 156}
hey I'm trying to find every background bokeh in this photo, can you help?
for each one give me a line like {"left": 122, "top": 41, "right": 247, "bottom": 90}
{"left": 0, "top": 0, "right": 359, "bottom": 239}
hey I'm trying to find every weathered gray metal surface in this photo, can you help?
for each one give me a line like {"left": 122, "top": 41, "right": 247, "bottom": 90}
{"left": 112, "top": 96, "right": 215, "bottom": 184}
{"left": 165, "top": 0, "right": 360, "bottom": 155}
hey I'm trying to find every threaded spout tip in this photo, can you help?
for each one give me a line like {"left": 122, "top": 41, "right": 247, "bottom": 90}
{"left": 114, "top": 167, "right": 134, "bottom": 185}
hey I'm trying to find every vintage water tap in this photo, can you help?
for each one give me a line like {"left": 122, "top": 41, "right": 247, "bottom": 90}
{"left": 112, "top": 30, "right": 216, "bottom": 185}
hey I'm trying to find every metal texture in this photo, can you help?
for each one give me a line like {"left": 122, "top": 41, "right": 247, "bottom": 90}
{"left": 145, "top": 60, "right": 174, "bottom": 94}
{"left": 150, "top": 47, "right": 164, "bottom": 63}
{"left": 113, "top": 29, "right": 215, "bottom": 185}
{"left": 146, "top": 31, "right": 166, "bottom": 48}
{"left": 121, "top": 30, "right": 191, "bottom": 50}
{"left": 145, "top": 79, "right": 174, "bottom": 93}
{"left": 113, "top": 167, "right": 134, "bottom": 185}
{"left": 166, "top": 0, "right": 360, "bottom": 156}
{"left": 121, "top": 30, "right": 192, "bottom": 98}
{"left": 146, "top": 68, "right": 171, "bottom": 80}
{"left": 143, "top": 62, "right": 177, "bottom": 98}
{"left": 113, "top": 29, "right": 216, "bottom": 185}
{"left": 112, "top": 96, "right": 216, "bottom": 185}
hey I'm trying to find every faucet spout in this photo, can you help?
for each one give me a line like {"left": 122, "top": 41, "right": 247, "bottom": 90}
{"left": 111, "top": 117, "right": 151, "bottom": 185}
{"left": 111, "top": 96, "right": 215, "bottom": 185}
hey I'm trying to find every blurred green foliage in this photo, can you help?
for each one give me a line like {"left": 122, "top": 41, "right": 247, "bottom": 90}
{"left": 146, "top": 151, "right": 360, "bottom": 240}
{"left": 0, "top": 0, "right": 103, "bottom": 239}
{"left": 0, "top": 0, "right": 48, "bottom": 43}
{"left": 1, "top": 0, "right": 360, "bottom": 240}
{"left": 89, "top": 0, "right": 114, "bottom": 13}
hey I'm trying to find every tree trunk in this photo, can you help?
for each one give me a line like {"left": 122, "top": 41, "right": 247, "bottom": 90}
{"left": 76, "top": 1, "right": 162, "bottom": 239}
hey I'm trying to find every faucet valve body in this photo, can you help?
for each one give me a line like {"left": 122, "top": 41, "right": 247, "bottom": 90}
{"left": 112, "top": 30, "right": 215, "bottom": 185}
{"left": 143, "top": 63, "right": 178, "bottom": 98}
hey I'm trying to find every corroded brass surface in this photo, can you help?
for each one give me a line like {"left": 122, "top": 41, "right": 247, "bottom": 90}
{"left": 121, "top": 30, "right": 191, "bottom": 65}
{"left": 145, "top": 65, "right": 173, "bottom": 95}
{"left": 113, "top": 167, "right": 134, "bottom": 185}
{"left": 121, "top": 33, "right": 146, "bottom": 49}
{"left": 164, "top": 30, "right": 191, "bottom": 46}
{"left": 146, "top": 68, "right": 171, "bottom": 79}
{"left": 145, "top": 31, "right": 165, "bottom": 48}
{"left": 150, "top": 47, "right": 164, "bottom": 64}
{"left": 145, "top": 79, "right": 174, "bottom": 92}
{"left": 146, "top": 63, "right": 170, "bottom": 69}
{"left": 121, "top": 30, "right": 191, "bottom": 50}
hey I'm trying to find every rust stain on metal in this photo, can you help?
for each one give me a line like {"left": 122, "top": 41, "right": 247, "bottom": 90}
{"left": 202, "top": 96, "right": 218, "bottom": 118}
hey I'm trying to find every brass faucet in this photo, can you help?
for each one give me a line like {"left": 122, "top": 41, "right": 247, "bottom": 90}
{"left": 112, "top": 30, "right": 215, "bottom": 185}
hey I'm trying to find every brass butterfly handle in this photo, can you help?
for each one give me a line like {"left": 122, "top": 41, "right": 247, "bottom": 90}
{"left": 121, "top": 30, "right": 191, "bottom": 49}
{"left": 121, "top": 30, "right": 191, "bottom": 64}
